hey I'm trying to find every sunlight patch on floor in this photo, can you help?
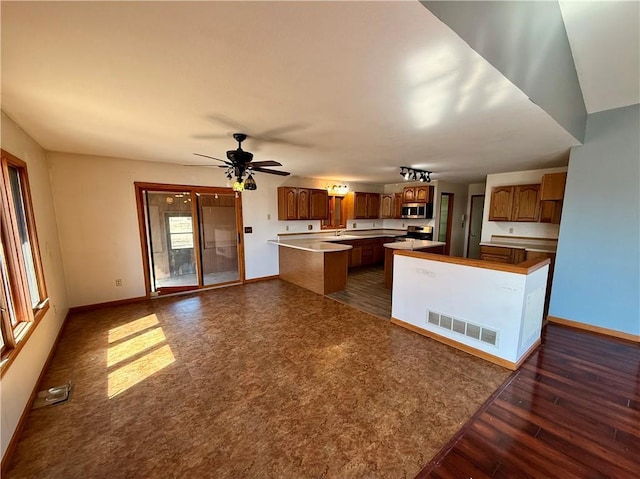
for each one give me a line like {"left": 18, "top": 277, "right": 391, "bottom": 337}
{"left": 107, "top": 314, "right": 175, "bottom": 398}
{"left": 108, "top": 314, "right": 159, "bottom": 343}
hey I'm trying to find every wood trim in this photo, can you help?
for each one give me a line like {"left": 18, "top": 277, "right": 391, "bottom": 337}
{"left": 390, "top": 317, "right": 540, "bottom": 370}
{"left": 235, "top": 192, "right": 246, "bottom": 283}
{"left": 134, "top": 184, "right": 152, "bottom": 299}
{"left": 68, "top": 296, "right": 148, "bottom": 314}
{"left": 1, "top": 308, "right": 70, "bottom": 474}
{"left": 244, "top": 275, "right": 279, "bottom": 284}
{"left": 394, "top": 250, "right": 550, "bottom": 274}
{"left": 439, "top": 192, "right": 454, "bottom": 255}
{"left": 547, "top": 315, "right": 640, "bottom": 343}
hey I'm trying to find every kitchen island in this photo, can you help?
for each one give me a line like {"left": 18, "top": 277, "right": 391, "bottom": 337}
{"left": 268, "top": 229, "right": 403, "bottom": 295}
{"left": 384, "top": 240, "right": 446, "bottom": 288}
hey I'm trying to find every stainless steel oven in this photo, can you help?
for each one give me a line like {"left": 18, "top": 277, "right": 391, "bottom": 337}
{"left": 401, "top": 203, "right": 433, "bottom": 219}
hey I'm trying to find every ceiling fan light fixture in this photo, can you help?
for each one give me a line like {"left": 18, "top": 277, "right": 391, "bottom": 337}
{"left": 244, "top": 173, "right": 257, "bottom": 191}
{"left": 232, "top": 180, "right": 244, "bottom": 192}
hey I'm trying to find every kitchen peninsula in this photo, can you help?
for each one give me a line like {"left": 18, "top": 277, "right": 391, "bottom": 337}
{"left": 391, "top": 251, "right": 550, "bottom": 369}
{"left": 383, "top": 240, "right": 445, "bottom": 288}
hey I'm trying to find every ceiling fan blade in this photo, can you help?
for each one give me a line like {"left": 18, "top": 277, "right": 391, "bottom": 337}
{"left": 249, "top": 160, "right": 282, "bottom": 168}
{"left": 193, "top": 153, "right": 228, "bottom": 163}
{"left": 250, "top": 167, "right": 290, "bottom": 176}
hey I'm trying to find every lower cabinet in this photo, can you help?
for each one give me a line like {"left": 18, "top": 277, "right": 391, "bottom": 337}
{"left": 337, "top": 237, "right": 393, "bottom": 268}
{"left": 479, "top": 246, "right": 525, "bottom": 264}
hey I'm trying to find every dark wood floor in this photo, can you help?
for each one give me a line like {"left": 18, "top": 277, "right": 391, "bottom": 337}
{"left": 327, "top": 265, "right": 391, "bottom": 319}
{"left": 417, "top": 323, "right": 640, "bottom": 479}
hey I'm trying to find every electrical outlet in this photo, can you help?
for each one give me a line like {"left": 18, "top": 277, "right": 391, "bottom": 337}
{"left": 352, "top": 223, "right": 356, "bottom": 228}
{"left": 267, "top": 214, "right": 271, "bottom": 220}
{"left": 115, "top": 279, "right": 122, "bottom": 287}
{"left": 286, "top": 225, "right": 289, "bottom": 231}
{"left": 308, "top": 224, "right": 313, "bottom": 230}
{"left": 509, "top": 227, "right": 514, "bottom": 234}
{"left": 402, "top": 222, "right": 405, "bottom": 228}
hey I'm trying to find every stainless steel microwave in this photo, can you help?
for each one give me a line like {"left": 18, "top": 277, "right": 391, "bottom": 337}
{"left": 401, "top": 203, "right": 433, "bottom": 219}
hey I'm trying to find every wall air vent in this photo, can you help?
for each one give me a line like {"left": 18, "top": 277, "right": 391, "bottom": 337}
{"left": 425, "top": 310, "right": 499, "bottom": 347}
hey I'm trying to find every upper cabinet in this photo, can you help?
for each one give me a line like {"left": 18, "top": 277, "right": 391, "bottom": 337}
{"left": 277, "top": 187, "right": 328, "bottom": 220}
{"left": 540, "top": 172, "right": 567, "bottom": 201}
{"left": 309, "top": 189, "right": 329, "bottom": 219}
{"left": 380, "top": 194, "right": 394, "bottom": 219}
{"left": 403, "top": 185, "right": 432, "bottom": 203}
{"left": 513, "top": 184, "right": 541, "bottom": 222}
{"left": 346, "top": 192, "right": 381, "bottom": 219}
{"left": 488, "top": 186, "right": 514, "bottom": 221}
{"left": 488, "top": 184, "right": 540, "bottom": 222}
{"left": 394, "top": 192, "right": 403, "bottom": 219}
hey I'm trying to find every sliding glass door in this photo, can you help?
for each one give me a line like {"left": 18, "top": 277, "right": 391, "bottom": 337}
{"left": 136, "top": 184, "right": 243, "bottom": 295}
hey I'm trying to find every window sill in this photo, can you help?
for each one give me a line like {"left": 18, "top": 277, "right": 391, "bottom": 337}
{"left": 0, "top": 301, "right": 50, "bottom": 378}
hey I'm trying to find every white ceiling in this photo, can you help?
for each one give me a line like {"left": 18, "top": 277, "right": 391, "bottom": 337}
{"left": 560, "top": 1, "right": 640, "bottom": 113}
{"left": 0, "top": 1, "right": 592, "bottom": 184}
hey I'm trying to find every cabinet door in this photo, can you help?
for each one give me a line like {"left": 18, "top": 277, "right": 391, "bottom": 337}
{"left": 309, "top": 189, "right": 328, "bottom": 219}
{"left": 361, "top": 241, "right": 375, "bottom": 265}
{"left": 394, "top": 193, "right": 403, "bottom": 218}
{"left": 488, "top": 186, "right": 514, "bottom": 221}
{"left": 416, "top": 186, "right": 429, "bottom": 202}
{"left": 540, "top": 172, "right": 567, "bottom": 200}
{"left": 350, "top": 246, "right": 362, "bottom": 267}
{"left": 353, "top": 193, "right": 368, "bottom": 219}
{"left": 403, "top": 187, "right": 415, "bottom": 202}
{"left": 513, "top": 184, "right": 540, "bottom": 222}
{"left": 297, "top": 188, "right": 310, "bottom": 219}
{"left": 380, "top": 194, "right": 393, "bottom": 219}
{"left": 367, "top": 194, "right": 380, "bottom": 219}
{"left": 277, "top": 187, "right": 298, "bottom": 220}
{"left": 540, "top": 200, "right": 562, "bottom": 224}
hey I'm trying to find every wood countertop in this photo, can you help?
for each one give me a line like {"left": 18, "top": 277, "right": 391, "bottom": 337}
{"left": 394, "top": 250, "right": 550, "bottom": 275}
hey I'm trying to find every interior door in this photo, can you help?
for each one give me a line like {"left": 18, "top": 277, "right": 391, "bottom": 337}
{"left": 467, "top": 195, "right": 485, "bottom": 259}
{"left": 438, "top": 193, "right": 454, "bottom": 255}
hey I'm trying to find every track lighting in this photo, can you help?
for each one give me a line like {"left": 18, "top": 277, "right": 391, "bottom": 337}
{"left": 400, "top": 166, "right": 432, "bottom": 183}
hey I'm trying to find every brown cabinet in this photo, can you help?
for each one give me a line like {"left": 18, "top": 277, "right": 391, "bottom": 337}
{"left": 403, "top": 186, "right": 432, "bottom": 203}
{"left": 479, "top": 245, "right": 525, "bottom": 264}
{"left": 380, "top": 194, "right": 394, "bottom": 219}
{"left": 337, "top": 237, "right": 392, "bottom": 269}
{"left": 277, "top": 187, "right": 328, "bottom": 220}
{"left": 488, "top": 186, "right": 514, "bottom": 221}
{"left": 488, "top": 184, "right": 540, "bottom": 222}
{"left": 309, "top": 189, "right": 328, "bottom": 220}
{"left": 277, "top": 187, "right": 298, "bottom": 220}
{"left": 394, "top": 192, "right": 403, "bottom": 219}
{"left": 513, "top": 184, "right": 541, "bottom": 222}
{"left": 540, "top": 172, "right": 567, "bottom": 200}
{"left": 346, "top": 192, "right": 381, "bottom": 219}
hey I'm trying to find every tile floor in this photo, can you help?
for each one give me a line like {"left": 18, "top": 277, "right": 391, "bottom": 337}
{"left": 6, "top": 279, "right": 510, "bottom": 478}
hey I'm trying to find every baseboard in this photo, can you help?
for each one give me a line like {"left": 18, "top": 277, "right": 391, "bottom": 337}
{"left": 68, "top": 295, "right": 148, "bottom": 314}
{"left": 390, "top": 317, "right": 540, "bottom": 370}
{"left": 1, "top": 309, "right": 71, "bottom": 475}
{"left": 547, "top": 315, "right": 639, "bottom": 343}
{"left": 244, "top": 275, "right": 279, "bottom": 284}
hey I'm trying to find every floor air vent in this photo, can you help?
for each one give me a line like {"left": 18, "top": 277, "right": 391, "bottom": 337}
{"left": 426, "top": 310, "right": 499, "bottom": 347}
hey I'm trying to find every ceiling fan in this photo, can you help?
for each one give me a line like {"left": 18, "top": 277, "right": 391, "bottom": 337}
{"left": 194, "top": 133, "right": 290, "bottom": 191}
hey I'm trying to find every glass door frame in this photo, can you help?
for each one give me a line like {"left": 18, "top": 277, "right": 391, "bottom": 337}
{"left": 134, "top": 182, "right": 245, "bottom": 297}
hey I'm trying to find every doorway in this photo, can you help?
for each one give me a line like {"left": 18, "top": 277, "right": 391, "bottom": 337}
{"left": 438, "top": 193, "right": 454, "bottom": 256}
{"left": 135, "top": 183, "right": 244, "bottom": 296}
{"left": 466, "top": 195, "right": 485, "bottom": 259}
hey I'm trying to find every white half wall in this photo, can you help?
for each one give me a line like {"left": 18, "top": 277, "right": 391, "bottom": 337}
{"left": 0, "top": 112, "right": 69, "bottom": 461}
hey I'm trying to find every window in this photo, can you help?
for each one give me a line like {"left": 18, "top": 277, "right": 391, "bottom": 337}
{"left": 0, "top": 149, "right": 49, "bottom": 367}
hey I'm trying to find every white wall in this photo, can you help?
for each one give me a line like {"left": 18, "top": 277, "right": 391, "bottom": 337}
{"left": 0, "top": 112, "right": 69, "bottom": 460}
{"left": 462, "top": 183, "right": 486, "bottom": 257}
{"left": 47, "top": 152, "right": 292, "bottom": 307}
{"left": 481, "top": 166, "right": 568, "bottom": 242}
